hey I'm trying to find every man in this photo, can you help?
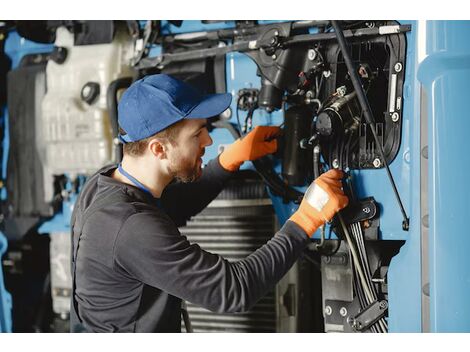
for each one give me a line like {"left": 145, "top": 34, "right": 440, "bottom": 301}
{"left": 70, "top": 74, "right": 348, "bottom": 332}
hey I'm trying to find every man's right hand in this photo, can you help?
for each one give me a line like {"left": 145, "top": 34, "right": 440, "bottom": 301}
{"left": 289, "top": 169, "right": 349, "bottom": 237}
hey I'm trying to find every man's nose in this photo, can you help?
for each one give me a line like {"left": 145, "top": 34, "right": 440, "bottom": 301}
{"left": 203, "top": 130, "right": 213, "bottom": 147}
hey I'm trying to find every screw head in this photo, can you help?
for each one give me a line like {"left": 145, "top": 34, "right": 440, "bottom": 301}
{"left": 332, "top": 159, "right": 339, "bottom": 169}
{"left": 379, "top": 301, "right": 388, "bottom": 310}
{"left": 325, "top": 306, "right": 332, "bottom": 316}
{"left": 391, "top": 112, "right": 400, "bottom": 122}
{"left": 271, "top": 54, "right": 277, "bottom": 60}
{"left": 394, "top": 62, "right": 403, "bottom": 73}
{"left": 373, "top": 158, "right": 381, "bottom": 168}
{"left": 323, "top": 70, "right": 331, "bottom": 78}
{"left": 340, "top": 307, "right": 348, "bottom": 317}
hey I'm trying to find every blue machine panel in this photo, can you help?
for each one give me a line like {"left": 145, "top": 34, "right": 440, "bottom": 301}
{"left": 418, "top": 20, "right": 470, "bottom": 332}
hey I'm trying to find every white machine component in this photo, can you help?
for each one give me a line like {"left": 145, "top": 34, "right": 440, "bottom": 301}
{"left": 40, "top": 25, "right": 135, "bottom": 200}
{"left": 49, "top": 232, "right": 72, "bottom": 318}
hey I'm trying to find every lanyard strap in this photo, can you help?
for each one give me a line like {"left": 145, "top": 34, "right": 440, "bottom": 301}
{"left": 118, "top": 163, "right": 153, "bottom": 196}
{"left": 118, "top": 164, "right": 162, "bottom": 209}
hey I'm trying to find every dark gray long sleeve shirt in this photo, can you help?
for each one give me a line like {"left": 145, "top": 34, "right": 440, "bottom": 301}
{"left": 71, "top": 158, "right": 309, "bottom": 332}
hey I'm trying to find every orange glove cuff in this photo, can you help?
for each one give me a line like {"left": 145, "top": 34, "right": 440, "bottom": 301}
{"left": 219, "top": 139, "right": 245, "bottom": 172}
{"left": 289, "top": 169, "right": 349, "bottom": 237}
{"left": 289, "top": 202, "right": 325, "bottom": 237}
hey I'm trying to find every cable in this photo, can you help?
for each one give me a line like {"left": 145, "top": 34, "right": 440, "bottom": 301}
{"left": 339, "top": 214, "right": 374, "bottom": 303}
{"left": 350, "top": 221, "right": 388, "bottom": 333}
{"left": 236, "top": 95, "right": 244, "bottom": 136}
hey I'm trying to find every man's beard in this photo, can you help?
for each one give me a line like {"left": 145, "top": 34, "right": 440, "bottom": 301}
{"left": 168, "top": 152, "right": 202, "bottom": 183}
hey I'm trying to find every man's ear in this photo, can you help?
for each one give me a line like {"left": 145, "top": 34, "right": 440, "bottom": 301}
{"left": 148, "top": 138, "right": 168, "bottom": 160}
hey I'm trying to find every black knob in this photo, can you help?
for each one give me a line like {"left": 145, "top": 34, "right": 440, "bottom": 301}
{"left": 81, "top": 82, "right": 100, "bottom": 105}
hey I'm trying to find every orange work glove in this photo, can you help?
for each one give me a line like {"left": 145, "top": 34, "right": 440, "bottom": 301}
{"left": 219, "top": 125, "right": 280, "bottom": 172}
{"left": 289, "top": 169, "right": 349, "bottom": 237}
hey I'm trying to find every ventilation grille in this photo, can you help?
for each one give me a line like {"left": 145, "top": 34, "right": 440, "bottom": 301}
{"left": 180, "top": 179, "right": 277, "bottom": 332}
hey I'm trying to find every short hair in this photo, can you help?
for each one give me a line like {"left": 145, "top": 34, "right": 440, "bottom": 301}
{"left": 119, "top": 120, "right": 184, "bottom": 157}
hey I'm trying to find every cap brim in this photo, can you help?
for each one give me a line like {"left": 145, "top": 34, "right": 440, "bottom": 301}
{"left": 186, "top": 93, "right": 232, "bottom": 119}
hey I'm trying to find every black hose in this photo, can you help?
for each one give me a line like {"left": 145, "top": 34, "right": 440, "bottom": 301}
{"left": 106, "top": 77, "right": 133, "bottom": 161}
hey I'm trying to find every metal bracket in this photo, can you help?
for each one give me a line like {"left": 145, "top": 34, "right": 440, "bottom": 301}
{"left": 348, "top": 300, "right": 388, "bottom": 331}
{"left": 339, "top": 197, "right": 378, "bottom": 225}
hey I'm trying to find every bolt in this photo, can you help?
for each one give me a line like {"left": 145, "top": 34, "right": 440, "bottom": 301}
{"left": 82, "top": 85, "right": 91, "bottom": 97}
{"left": 332, "top": 159, "right": 339, "bottom": 169}
{"left": 363, "top": 207, "right": 371, "bottom": 214}
{"left": 373, "top": 158, "right": 381, "bottom": 168}
{"left": 272, "top": 54, "right": 277, "bottom": 60}
{"left": 220, "top": 107, "right": 232, "bottom": 120}
{"left": 358, "top": 66, "right": 368, "bottom": 78}
{"left": 325, "top": 306, "right": 332, "bottom": 316}
{"left": 308, "top": 49, "right": 317, "bottom": 61}
{"left": 336, "top": 86, "right": 347, "bottom": 97}
{"left": 340, "top": 307, "right": 348, "bottom": 317}
{"left": 394, "top": 62, "right": 403, "bottom": 73}
{"left": 391, "top": 112, "right": 400, "bottom": 122}
{"left": 379, "top": 301, "right": 388, "bottom": 310}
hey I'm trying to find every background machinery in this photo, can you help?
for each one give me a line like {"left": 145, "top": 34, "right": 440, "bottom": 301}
{"left": 1, "top": 20, "right": 469, "bottom": 333}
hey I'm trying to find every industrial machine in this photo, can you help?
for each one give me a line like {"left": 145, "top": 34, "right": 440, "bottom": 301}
{"left": 0, "top": 20, "right": 469, "bottom": 332}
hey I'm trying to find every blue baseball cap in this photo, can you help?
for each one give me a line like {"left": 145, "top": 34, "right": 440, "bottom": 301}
{"left": 117, "top": 74, "right": 232, "bottom": 143}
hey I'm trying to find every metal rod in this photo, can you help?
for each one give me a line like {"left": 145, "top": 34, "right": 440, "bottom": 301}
{"left": 330, "top": 20, "right": 410, "bottom": 231}
{"left": 139, "top": 23, "right": 411, "bottom": 70}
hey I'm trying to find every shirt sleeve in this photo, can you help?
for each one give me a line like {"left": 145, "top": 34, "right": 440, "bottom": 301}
{"left": 160, "top": 157, "right": 233, "bottom": 227}
{"left": 113, "top": 210, "right": 309, "bottom": 314}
